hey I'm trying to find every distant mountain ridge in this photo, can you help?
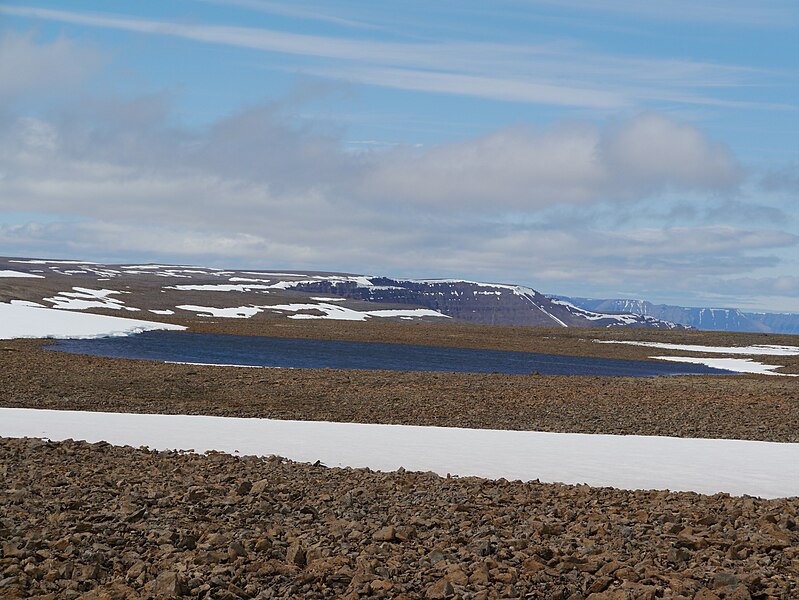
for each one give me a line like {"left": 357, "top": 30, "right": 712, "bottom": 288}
{"left": 552, "top": 296, "right": 799, "bottom": 334}
{"left": 288, "top": 277, "right": 688, "bottom": 329}
{"left": 0, "top": 256, "right": 687, "bottom": 329}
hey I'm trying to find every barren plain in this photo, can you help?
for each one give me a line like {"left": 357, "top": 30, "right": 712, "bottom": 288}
{"left": 2, "top": 266, "right": 798, "bottom": 599}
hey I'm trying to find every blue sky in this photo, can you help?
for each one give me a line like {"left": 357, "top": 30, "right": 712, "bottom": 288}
{"left": 0, "top": 1, "right": 797, "bottom": 311}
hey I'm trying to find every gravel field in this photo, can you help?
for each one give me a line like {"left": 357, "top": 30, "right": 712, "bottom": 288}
{"left": 1, "top": 437, "right": 797, "bottom": 599}
{"left": 2, "top": 325, "right": 798, "bottom": 599}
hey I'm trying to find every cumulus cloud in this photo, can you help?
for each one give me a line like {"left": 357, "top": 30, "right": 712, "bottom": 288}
{"left": 0, "top": 105, "right": 742, "bottom": 217}
{"left": 359, "top": 113, "right": 741, "bottom": 208}
{"left": 0, "top": 30, "right": 104, "bottom": 104}
{"left": 0, "top": 96, "right": 793, "bottom": 309}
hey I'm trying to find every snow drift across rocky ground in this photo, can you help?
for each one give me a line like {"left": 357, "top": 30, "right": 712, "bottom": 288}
{"left": 3, "top": 436, "right": 796, "bottom": 599}
{"left": 2, "top": 408, "right": 797, "bottom": 499}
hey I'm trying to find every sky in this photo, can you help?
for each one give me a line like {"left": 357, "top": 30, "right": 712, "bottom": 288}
{"left": 0, "top": 1, "right": 797, "bottom": 312}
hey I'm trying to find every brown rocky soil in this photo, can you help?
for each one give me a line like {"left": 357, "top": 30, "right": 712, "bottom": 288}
{"left": 1, "top": 437, "right": 797, "bottom": 600}
{"left": 1, "top": 341, "right": 798, "bottom": 442}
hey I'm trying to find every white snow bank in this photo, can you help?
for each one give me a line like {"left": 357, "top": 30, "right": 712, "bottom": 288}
{"left": 167, "top": 284, "right": 274, "bottom": 292}
{"left": 1, "top": 408, "right": 796, "bottom": 498}
{"left": 652, "top": 356, "right": 798, "bottom": 377}
{"left": 176, "top": 305, "right": 263, "bottom": 319}
{"left": 10, "top": 300, "right": 46, "bottom": 307}
{"left": 44, "top": 287, "right": 139, "bottom": 312}
{"left": 228, "top": 277, "right": 274, "bottom": 283}
{"left": 367, "top": 308, "right": 451, "bottom": 319}
{"left": 0, "top": 302, "right": 185, "bottom": 339}
{"left": 595, "top": 340, "right": 799, "bottom": 356}
{"left": 122, "top": 264, "right": 209, "bottom": 270}
{"left": 0, "top": 269, "right": 44, "bottom": 278}
{"left": 165, "top": 361, "right": 276, "bottom": 368}
{"left": 240, "top": 272, "right": 307, "bottom": 277}
{"left": 268, "top": 302, "right": 449, "bottom": 321}
{"left": 149, "top": 309, "right": 175, "bottom": 315}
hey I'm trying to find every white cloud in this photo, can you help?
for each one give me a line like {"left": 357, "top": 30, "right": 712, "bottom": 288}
{"left": 526, "top": 0, "right": 798, "bottom": 27}
{"left": 0, "top": 108, "right": 741, "bottom": 217}
{"left": 0, "top": 94, "right": 793, "bottom": 310}
{"left": 358, "top": 113, "right": 741, "bottom": 208}
{"left": 0, "top": 30, "right": 104, "bottom": 103}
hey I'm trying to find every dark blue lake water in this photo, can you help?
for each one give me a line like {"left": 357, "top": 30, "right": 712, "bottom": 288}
{"left": 48, "top": 331, "right": 732, "bottom": 377}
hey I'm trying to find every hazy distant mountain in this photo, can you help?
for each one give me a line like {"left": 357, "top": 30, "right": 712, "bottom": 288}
{"left": 552, "top": 296, "right": 799, "bottom": 334}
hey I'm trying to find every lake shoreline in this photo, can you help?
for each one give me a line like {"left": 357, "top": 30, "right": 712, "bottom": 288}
{"left": 3, "top": 338, "right": 797, "bottom": 443}
{"left": 46, "top": 330, "right": 734, "bottom": 377}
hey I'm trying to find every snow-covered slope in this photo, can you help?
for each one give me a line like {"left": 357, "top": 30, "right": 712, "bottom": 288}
{"left": 0, "top": 302, "right": 184, "bottom": 339}
{"left": 0, "top": 256, "right": 684, "bottom": 329}
{"left": 285, "top": 277, "right": 687, "bottom": 329}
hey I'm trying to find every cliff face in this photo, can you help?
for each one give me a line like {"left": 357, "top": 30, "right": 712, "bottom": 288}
{"left": 289, "top": 278, "right": 687, "bottom": 329}
{"left": 555, "top": 296, "right": 799, "bottom": 334}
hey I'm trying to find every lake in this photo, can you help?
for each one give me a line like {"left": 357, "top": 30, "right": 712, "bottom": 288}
{"left": 48, "top": 331, "right": 733, "bottom": 377}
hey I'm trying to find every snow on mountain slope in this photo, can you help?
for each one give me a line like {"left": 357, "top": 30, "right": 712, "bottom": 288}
{"left": 0, "top": 256, "right": 684, "bottom": 329}
{"left": 283, "top": 276, "right": 687, "bottom": 329}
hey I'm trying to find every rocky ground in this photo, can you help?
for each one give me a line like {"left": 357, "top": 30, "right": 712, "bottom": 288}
{"left": 2, "top": 340, "right": 798, "bottom": 442}
{"left": 2, "top": 321, "right": 798, "bottom": 599}
{"left": 1, "top": 437, "right": 797, "bottom": 600}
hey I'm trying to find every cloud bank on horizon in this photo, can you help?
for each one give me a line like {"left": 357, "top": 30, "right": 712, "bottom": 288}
{"left": 0, "top": 1, "right": 797, "bottom": 311}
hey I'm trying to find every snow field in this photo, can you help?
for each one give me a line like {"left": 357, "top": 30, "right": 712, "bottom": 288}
{"left": 0, "top": 269, "right": 44, "bottom": 278}
{"left": 1, "top": 408, "right": 796, "bottom": 499}
{"left": 594, "top": 340, "right": 799, "bottom": 376}
{"left": 0, "top": 302, "right": 185, "bottom": 339}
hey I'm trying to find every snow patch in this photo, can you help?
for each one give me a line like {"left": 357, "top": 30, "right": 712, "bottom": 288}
{"left": 165, "top": 361, "right": 275, "bottom": 368}
{"left": 0, "top": 269, "right": 44, "bottom": 278}
{"left": 652, "top": 356, "right": 797, "bottom": 377}
{"left": 240, "top": 272, "right": 308, "bottom": 277}
{"left": 149, "top": 309, "right": 175, "bottom": 315}
{"left": 44, "top": 287, "right": 139, "bottom": 312}
{"left": 228, "top": 277, "right": 274, "bottom": 283}
{"left": 167, "top": 284, "right": 274, "bottom": 292}
{"left": 176, "top": 305, "right": 263, "bottom": 319}
{"left": 596, "top": 340, "right": 799, "bottom": 356}
{"left": 267, "top": 303, "right": 449, "bottom": 321}
{"left": 0, "top": 302, "right": 185, "bottom": 339}
{"left": 2, "top": 408, "right": 797, "bottom": 498}
{"left": 10, "top": 300, "right": 45, "bottom": 307}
